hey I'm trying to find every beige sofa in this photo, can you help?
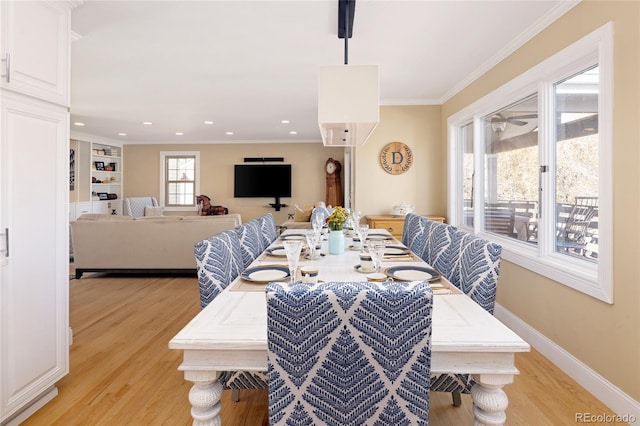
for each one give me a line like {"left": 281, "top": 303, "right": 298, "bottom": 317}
{"left": 71, "top": 213, "right": 242, "bottom": 278}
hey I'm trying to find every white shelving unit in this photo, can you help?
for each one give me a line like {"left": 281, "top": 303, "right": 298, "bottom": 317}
{"left": 90, "top": 143, "right": 122, "bottom": 215}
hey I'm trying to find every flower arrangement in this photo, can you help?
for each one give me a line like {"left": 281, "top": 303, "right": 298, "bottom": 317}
{"left": 326, "top": 206, "right": 348, "bottom": 231}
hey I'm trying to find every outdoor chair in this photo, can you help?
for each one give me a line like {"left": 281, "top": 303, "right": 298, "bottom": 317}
{"left": 266, "top": 281, "right": 434, "bottom": 425}
{"left": 556, "top": 202, "right": 598, "bottom": 257}
{"left": 194, "top": 229, "right": 267, "bottom": 401}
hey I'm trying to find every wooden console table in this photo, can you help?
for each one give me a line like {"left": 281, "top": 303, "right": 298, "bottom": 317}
{"left": 366, "top": 214, "right": 446, "bottom": 238}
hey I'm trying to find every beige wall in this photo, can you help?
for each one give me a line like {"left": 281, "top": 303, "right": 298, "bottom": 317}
{"left": 123, "top": 143, "right": 343, "bottom": 224}
{"left": 354, "top": 105, "right": 445, "bottom": 218}
{"left": 443, "top": 1, "right": 640, "bottom": 400}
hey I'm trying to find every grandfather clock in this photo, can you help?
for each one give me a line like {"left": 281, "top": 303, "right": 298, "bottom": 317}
{"left": 325, "top": 158, "right": 343, "bottom": 207}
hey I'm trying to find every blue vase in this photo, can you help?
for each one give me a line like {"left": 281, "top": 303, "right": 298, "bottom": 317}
{"left": 328, "top": 229, "right": 345, "bottom": 255}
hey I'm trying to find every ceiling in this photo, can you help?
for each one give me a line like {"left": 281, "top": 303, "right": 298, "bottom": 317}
{"left": 70, "top": 0, "right": 578, "bottom": 144}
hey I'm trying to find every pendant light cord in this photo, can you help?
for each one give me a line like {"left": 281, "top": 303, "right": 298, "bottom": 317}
{"left": 344, "top": 0, "right": 349, "bottom": 65}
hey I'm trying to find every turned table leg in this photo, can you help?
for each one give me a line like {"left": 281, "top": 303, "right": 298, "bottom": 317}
{"left": 470, "top": 374, "right": 513, "bottom": 426}
{"left": 184, "top": 371, "right": 224, "bottom": 426}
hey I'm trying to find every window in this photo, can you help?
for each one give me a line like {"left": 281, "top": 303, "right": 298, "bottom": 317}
{"left": 447, "top": 23, "right": 612, "bottom": 303}
{"left": 160, "top": 151, "right": 200, "bottom": 211}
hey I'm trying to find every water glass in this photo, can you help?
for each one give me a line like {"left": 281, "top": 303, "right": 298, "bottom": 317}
{"left": 369, "top": 241, "right": 386, "bottom": 273}
{"left": 283, "top": 240, "right": 303, "bottom": 284}
{"left": 305, "top": 230, "right": 321, "bottom": 260}
{"left": 312, "top": 214, "right": 324, "bottom": 234}
{"left": 357, "top": 224, "right": 370, "bottom": 252}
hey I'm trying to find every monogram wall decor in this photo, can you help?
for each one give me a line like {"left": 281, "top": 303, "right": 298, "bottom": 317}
{"left": 380, "top": 142, "right": 413, "bottom": 175}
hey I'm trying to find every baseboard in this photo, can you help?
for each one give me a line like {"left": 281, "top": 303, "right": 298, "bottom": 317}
{"left": 2, "top": 386, "right": 58, "bottom": 426}
{"left": 494, "top": 303, "right": 640, "bottom": 422}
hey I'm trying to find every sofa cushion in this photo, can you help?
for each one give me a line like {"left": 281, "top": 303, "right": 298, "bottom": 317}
{"left": 144, "top": 205, "right": 164, "bottom": 217}
{"left": 293, "top": 205, "right": 313, "bottom": 222}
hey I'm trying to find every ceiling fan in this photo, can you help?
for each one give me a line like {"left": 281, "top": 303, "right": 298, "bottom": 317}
{"left": 491, "top": 113, "right": 538, "bottom": 127}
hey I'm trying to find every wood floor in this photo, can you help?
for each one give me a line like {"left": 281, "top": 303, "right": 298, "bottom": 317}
{"left": 22, "top": 271, "right": 618, "bottom": 426}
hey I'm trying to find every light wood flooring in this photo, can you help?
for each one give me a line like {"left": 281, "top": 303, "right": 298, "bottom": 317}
{"left": 22, "top": 271, "right": 618, "bottom": 426}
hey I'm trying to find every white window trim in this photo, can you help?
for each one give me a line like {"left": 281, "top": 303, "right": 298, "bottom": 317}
{"left": 447, "top": 23, "right": 613, "bottom": 303}
{"left": 159, "top": 151, "right": 201, "bottom": 212}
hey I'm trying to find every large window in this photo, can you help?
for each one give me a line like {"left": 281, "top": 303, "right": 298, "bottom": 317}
{"left": 448, "top": 24, "right": 612, "bottom": 302}
{"left": 160, "top": 151, "right": 200, "bottom": 211}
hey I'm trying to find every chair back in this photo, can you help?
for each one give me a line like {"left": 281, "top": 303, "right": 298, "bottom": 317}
{"left": 194, "top": 230, "right": 244, "bottom": 309}
{"left": 401, "top": 213, "right": 428, "bottom": 254}
{"left": 235, "top": 220, "right": 263, "bottom": 268}
{"left": 420, "top": 221, "right": 457, "bottom": 277}
{"left": 447, "top": 230, "right": 502, "bottom": 314}
{"left": 123, "top": 196, "right": 158, "bottom": 217}
{"left": 266, "top": 281, "right": 433, "bottom": 425}
{"left": 257, "top": 213, "right": 278, "bottom": 251}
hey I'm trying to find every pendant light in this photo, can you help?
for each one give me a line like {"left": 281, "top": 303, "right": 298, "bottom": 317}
{"left": 318, "top": 0, "right": 379, "bottom": 147}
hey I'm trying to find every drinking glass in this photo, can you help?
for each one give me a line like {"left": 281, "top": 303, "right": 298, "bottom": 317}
{"left": 283, "top": 240, "right": 303, "bottom": 284}
{"left": 305, "top": 230, "right": 320, "bottom": 260}
{"left": 369, "top": 241, "right": 386, "bottom": 273}
{"left": 357, "top": 224, "right": 370, "bottom": 252}
{"left": 312, "top": 214, "right": 324, "bottom": 234}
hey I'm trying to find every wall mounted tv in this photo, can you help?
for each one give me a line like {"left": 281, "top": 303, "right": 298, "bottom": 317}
{"left": 234, "top": 164, "right": 291, "bottom": 210}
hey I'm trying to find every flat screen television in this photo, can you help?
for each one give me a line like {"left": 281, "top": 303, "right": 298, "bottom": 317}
{"left": 234, "top": 164, "right": 292, "bottom": 199}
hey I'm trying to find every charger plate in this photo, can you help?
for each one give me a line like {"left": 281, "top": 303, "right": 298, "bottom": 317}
{"left": 241, "top": 265, "right": 290, "bottom": 283}
{"left": 265, "top": 246, "right": 287, "bottom": 257}
{"left": 385, "top": 265, "right": 440, "bottom": 282}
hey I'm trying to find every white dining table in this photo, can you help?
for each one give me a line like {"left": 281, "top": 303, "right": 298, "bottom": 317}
{"left": 169, "top": 229, "right": 530, "bottom": 425}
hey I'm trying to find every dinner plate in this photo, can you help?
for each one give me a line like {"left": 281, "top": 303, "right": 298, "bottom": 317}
{"left": 367, "top": 233, "right": 390, "bottom": 241}
{"left": 280, "top": 233, "right": 307, "bottom": 241}
{"left": 385, "top": 265, "right": 440, "bottom": 282}
{"left": 383, "top": 245, "right": 410, "bottom": 255}
{"left": 241, "top": 265, "right": 290, "bottom": 283}
{"left": 265, "top": 246, "right": 287, "bottom": 257}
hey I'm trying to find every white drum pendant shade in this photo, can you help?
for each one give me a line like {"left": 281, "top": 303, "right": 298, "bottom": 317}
{"left": 318, "top": 64, "right": 379, "bottom": 146}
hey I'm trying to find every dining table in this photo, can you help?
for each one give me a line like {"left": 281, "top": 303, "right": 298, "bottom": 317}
{"left": 169, "top": 229, "right": 530, "bottom": 425}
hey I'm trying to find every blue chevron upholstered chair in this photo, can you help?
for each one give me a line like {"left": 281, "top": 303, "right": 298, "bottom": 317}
{"left": 235, "top": 220, "right": 263, "bottom": 268}
{"left": 420, "top": 221, "right": 457, "bottom": 278}
{"left": 266, "top": 281, "right": 434, "bottom": 425}
{"left": 257, "top": 213, "right": 278, "bottom": 251}
{"left": 402, "top": 213, "right": 429, "bottom": 256}
{"left": 431, "top": 229, "right": 503, "bottom": 406}
{"left": 194, "top": 229, "right": 268, "bottom": 401}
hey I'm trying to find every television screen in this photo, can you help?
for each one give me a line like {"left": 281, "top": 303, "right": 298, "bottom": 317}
{"left": 234, "top": 164, "right": 292, "bottom": 198}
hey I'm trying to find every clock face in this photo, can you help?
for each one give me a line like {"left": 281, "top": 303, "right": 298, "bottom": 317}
{"left": 326, "top": 162, "right": 336, "bottom": 174}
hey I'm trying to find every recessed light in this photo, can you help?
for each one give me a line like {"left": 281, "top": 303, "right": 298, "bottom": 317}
{"left": 289, "top": 131, "right": 298, "bottom": 135}
{"left": 142, "top": 121, "right": 153, "bottom": 125}
{"left": 281, "top": 120, "right": 290, "bottom": 124}
{"left": 204, "top": 121, "right": 214, "bottom": 125}
{"left": 73, "top": 122, "right": 85, "bottom": 126}
{"left": 225, "top": 131, "right": 234, "bottom": 135}
{"left": 175, "top": 132, "right": 184, "bottom": 136}
{"left": 117, "top": 133, "right": 127, "bottom": 136}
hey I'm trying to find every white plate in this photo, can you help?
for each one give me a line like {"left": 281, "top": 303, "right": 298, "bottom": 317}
{"left": 385, "top": 266, "right": 440, "bottom": 282}
{"left": 241, "top": 265, "right": 290, "bottom": 283}
{"left": 281, "top": 233, "right": 307, "bottom": 241}
{"left": 354, "top": 264, "right": 376, "bottom": 274}
{"left": 265, "top": 246, "right": 287, "bottom": 257}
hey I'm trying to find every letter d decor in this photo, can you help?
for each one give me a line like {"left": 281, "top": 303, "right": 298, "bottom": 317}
{"left": 380, "top": 142, "right": 413, "bottom": 175}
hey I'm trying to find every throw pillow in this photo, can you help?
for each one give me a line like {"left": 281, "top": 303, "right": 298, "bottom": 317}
{"left": 144, "top": 206, "right": 163, "bottom": 217}
{"left": 294, "top": 205, "right": 313, "bottom": 222}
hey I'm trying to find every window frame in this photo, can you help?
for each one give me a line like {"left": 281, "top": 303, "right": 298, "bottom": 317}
{"left": 447, "top": 23, "right": 613, "bottom": 303}
{"left": 159, "top": 151, "right": 201, "bottom": 212}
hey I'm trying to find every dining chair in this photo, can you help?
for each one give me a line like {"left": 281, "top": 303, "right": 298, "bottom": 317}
{"left": 432, "top": 229, "right": 502, "bottom": 406}
{"left": 257, "top": 213, "right": 278, "bottom": 251}
{"left": 266, "top": 281, "right": 433, "bottom": 425}
{"left": 235, "top": 219, "right": 263, "bottom": 268}
{"left": 401, "top": 212, "right": 431, "bottom": 258}
{"left": 193, "top": 229, "right": 268, "bottom": 400}
{"left": 420, "top": 220, "right": 457, "bottom": 278}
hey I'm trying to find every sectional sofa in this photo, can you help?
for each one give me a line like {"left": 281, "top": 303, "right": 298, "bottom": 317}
{"left": 71, "top": 213, "right": 242, "bottom": 278}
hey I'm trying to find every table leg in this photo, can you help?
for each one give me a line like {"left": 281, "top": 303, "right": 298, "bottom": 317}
{"left": 470, "top": 374, "right": 513, "bottom": 426}
{"left": 184, "top": 370, "right": 224, "bottom": 426}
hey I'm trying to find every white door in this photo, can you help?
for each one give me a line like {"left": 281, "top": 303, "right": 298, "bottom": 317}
{"left": 0, "top": 92, "right": 69, "bottom": 422}
{"left": 0, "top": 1, "right": 70, "bottom": 106}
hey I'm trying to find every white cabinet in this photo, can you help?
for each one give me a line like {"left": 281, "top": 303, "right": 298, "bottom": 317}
{"left": 0, "top": 1, "right": 70, "bottom": 106}
{"left": 0, "top": 91, "right": 69, "bottom": 423}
